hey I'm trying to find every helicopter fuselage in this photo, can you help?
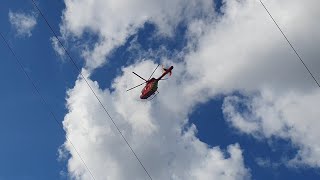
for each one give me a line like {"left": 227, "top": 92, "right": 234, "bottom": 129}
{"left": 139, "top": 66, "right": 173, "bottom": 99}
{"left": 140, "top": 78, "right": 158, "bottom": 99}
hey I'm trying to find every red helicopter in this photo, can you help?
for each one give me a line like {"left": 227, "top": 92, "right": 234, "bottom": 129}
{"left": 126, "top": 65, "right": 174, "bottom": 100}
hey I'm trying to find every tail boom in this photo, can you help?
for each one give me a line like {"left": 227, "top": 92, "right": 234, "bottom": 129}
{"left": 158, "top": 66, "right": 173, "bottom": 80}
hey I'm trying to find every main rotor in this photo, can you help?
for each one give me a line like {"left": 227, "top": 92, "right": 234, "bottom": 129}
{"left": 126, "top": 64, "right": 173, "bottom": 92}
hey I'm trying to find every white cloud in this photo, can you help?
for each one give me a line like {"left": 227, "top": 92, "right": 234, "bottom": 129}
{"left": 58, "top": 0, "right": 320, "bottom": 179}
{"left": 223, "top": 89, "right": 320, "bottom": 167}
{"left": 61, "top": 64, "right": 250, "bottom": 180}
{"left": 255, "top": 157, "right": 281, "bottom": 168}
{"left": 9, "top": 10, "right": 37, "bottom": 37}
{"left": 184, "top": 0, "right": 320, "bottom": 95}
{"left": 60, "top": 0, "right": 215, "bottom": 70}
{"left": 51, "top": 37, "right": 66, "bottom": 59}
{"left": 183, "top": 0, "right": 320, "bottom": 168}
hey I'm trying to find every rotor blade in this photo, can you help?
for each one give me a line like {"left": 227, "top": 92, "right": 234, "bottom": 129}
{"left": 132, "top": 72, "right": 147, "bottom": 81}
{"left": 126, "top": 82, "right": 146, "bottom": 92}
{"left": 148, "top": 64, "right": 160, "bottom": 80}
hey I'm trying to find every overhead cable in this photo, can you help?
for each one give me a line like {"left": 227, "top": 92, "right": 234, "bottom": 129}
{"left": 0, "top": 32, "right": 97, "bottom": 180}
{"left": 31, "top": 1, "right": 153, "bottom": 179}
{"left": 259, "top": 0, "right": 320, "bottom": 88}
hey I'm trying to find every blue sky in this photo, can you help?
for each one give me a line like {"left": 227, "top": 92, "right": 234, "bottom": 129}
{"left": 1, "top": 0, "right": 320, "bottom": 180}
{"left": 1, "top": 1, "right": 71, "bottom": 179}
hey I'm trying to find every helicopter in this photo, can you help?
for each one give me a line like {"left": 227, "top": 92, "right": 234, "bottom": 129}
{"left": 126, "top": 64, "right": 174, "bottom": 100}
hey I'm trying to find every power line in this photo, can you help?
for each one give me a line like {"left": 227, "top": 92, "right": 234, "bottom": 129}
{"left": 0, "top": 32, "right": 97, "bottom": 180}
{"left": 31, "top": 1, "right": 153, "bottom": 179}
{"left": 259, "top": 0, "right": 320, "bottom": 88}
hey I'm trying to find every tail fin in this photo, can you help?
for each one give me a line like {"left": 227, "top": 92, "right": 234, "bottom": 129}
{"left": 162, "top": 65, "right": 172, "bottom": 76}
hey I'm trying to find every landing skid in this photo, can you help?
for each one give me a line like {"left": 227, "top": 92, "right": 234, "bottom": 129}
{"left": 149, "top": 91, "right": 159, "bottom": 101}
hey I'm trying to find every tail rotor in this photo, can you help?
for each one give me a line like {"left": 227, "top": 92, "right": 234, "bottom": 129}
{"left": 162, "top": 65, "right": 172, "bottom": 76}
